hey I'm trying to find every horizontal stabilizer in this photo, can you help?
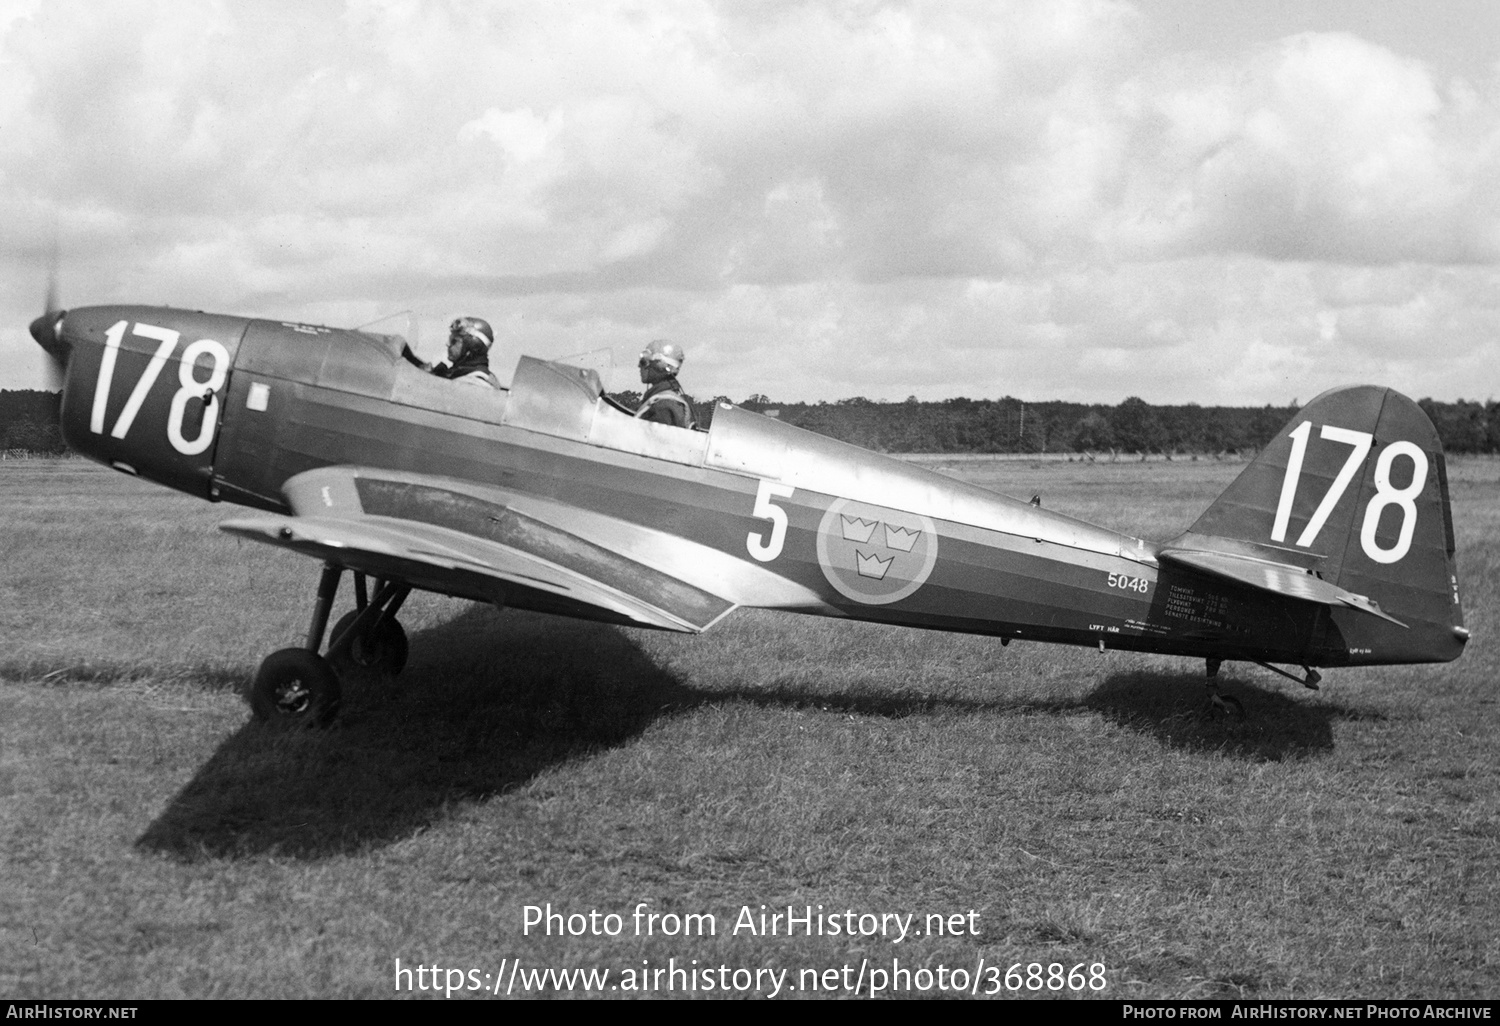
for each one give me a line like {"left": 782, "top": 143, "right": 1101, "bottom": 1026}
{"left": 1157, "top": 546, "right": 1407, "bottom": 628}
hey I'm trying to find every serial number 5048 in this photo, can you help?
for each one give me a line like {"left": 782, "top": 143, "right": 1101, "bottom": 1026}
{"left": 1107, "top": 573, "right": 1149, "bottom": 594}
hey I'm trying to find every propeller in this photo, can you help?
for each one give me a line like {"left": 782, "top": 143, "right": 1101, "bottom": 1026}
{"left": 29, "top": 244, "right": 67, "bottom": 391}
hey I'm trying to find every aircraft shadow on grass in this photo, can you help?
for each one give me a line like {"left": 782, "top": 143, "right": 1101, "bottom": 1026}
{"left": 742, "top": 669, "right": 1356, "bottom": 764}
{"left": 136, "top": 609, "right": 1361, "bottom": 862}
{"left": 137, "top": 606, "right": 698, "bottom": 861}
{"left": 1081, "top": 669, "right": 1360, "bottom": 762}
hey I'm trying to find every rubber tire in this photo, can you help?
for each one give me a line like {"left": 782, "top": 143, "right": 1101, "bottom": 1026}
{"left": 1207, "top": 693, "right": 1245, "bottom": 719}
{"left": 251, "top": 648, "right": 342, "bottom": 727}
{"left": 328, "top": 609, "right": 409, "bottom": 676}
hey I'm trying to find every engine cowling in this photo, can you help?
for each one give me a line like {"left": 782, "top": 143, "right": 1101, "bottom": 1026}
{"left": 52, "top": 305, "right": 253, "bottom": 498}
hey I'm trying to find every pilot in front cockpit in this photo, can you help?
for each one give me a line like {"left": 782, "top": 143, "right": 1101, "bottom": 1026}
{"left": 402, "top": 317, "right": 503, "bottom": 389}
{"left": 635, "top": 339, "right": 695, "bottom": 428}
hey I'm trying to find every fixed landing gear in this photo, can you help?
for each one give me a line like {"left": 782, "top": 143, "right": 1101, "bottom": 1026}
{"left": 250, "top": 648, "right": 341, "bottom": 727}
{"left": 250, "top": 564, "right": 411, "bottom": 727}
{"left": 327, "top": 609, "right": 408, "bottom": 676}
{"left": 1200, "top": 657, "right": 1328, "bottom": 719}
{"left": 1252, "top": 661, "right": 1322, "bottom": 690}
{"left": 1203, "top": 657, "right": 1244, "bottom": 717}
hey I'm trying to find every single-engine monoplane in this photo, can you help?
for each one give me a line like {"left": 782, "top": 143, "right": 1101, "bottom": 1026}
{"left": 28, "top": 295, "right": 1468, "bottom": 724}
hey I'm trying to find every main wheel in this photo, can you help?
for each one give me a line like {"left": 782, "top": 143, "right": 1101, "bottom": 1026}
{"left": 251, "top": 648, "right": 342, "bottom": 727}
{"left": 328, "top": 610, "right": 409, "bottom": 676}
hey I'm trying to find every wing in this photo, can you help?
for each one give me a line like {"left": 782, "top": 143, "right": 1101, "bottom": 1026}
{"left": 220, "top": 466, "right": 828, "bottom": 633}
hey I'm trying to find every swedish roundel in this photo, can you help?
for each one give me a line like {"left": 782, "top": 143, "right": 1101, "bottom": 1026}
{"left": 815, "top": 498, "right": 940, "bottom": 605}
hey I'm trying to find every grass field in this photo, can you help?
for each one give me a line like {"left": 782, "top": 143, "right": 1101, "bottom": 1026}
{"left": 1, "top": 456, "right": 1496, "bottom": 1000}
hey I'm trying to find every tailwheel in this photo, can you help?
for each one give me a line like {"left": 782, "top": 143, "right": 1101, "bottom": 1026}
{"left": 328, "top": 608, "right": 409, "bottom": 676}
{"left": 1208, "top": 692, "right": 1244, "bottom": 717}
{"left": 251, "top": 648, "right": 342, "bottom": 727}
{"left": 1203, "top": 657, "right": 1245, "bottom": 718}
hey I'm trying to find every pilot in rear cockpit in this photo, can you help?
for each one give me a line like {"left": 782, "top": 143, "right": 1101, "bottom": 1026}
{"left": 635, "top": 339, "right": 695, "bottom": 428}
{"left": 402, "top": 317, "right": 502, "bottom": 389}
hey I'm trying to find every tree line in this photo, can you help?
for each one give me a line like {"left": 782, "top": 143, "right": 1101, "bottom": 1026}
{"left": 0, "top": 391, "right": 63, "bottom": 453}
{"left": 6, "top": 387, "right": 1500, "bottom": 457}
{"left": 651, "top": 392, "right": 1500, "bottom": 456}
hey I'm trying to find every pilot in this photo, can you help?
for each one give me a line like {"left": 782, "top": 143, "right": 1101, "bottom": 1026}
{"left": 402, "top": 317, "right": 502, "bottom": 389}
{"left": 634, "top": 339, "right": 695, "bottom": 428}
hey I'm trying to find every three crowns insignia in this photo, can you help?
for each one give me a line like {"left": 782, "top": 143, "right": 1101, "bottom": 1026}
{"left": 840, "top": 515, "right": 922, "bottom": 581}
{"left": 884, "top": 525, "right": 919, "bottom": 552}
{"left": 840, "top": 516, "right": 877, "bottom": 543}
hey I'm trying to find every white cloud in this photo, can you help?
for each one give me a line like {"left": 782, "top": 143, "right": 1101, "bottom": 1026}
{"left": 1, "top": 2, "right": 1498, "bottom": 405}
{"left": 1110, "top": 33, "right": 1500, "bottom": 265}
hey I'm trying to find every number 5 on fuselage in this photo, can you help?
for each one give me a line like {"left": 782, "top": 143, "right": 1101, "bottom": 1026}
{"left": 746, "top": 479, "right": 795, "bottom": 562}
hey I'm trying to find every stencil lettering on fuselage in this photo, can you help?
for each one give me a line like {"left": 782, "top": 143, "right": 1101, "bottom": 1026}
{"left": 815, "top": 498, "right": 939, "bottom": 605}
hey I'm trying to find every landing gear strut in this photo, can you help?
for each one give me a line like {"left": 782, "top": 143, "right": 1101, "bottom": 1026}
{"left": 327, "top": 572, "right": 410, "bottom": 677}
{"left": 250, "top": 563, "right": 411, "bottom": 727}
{"left": 1252, "top": 661, "right": 1322, "bottom": 690}
{"left": 1204, "top": 657, "right": 1244, "bottom": 717}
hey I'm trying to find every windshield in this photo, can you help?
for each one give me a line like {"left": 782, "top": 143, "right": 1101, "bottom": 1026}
{"left": 555, "top": 345, "right": 618, "bottom": 385}
{"left": 352, "top": 310, "right": 418, "bottom": 356}
{"left": 555, "top": 343, "right": 664, "bottom": 406}
{"left": 351, "top": 320, "right": 659, "bottom": 393}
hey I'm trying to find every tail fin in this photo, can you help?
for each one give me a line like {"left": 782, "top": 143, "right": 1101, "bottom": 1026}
{"left": 1161, "top": 385, "right": 1466, "bottom": 665}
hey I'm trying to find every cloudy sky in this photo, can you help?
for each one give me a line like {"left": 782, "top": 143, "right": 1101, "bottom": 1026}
{"left": 3, "top": 0, "right": 1498, "bottom": 404}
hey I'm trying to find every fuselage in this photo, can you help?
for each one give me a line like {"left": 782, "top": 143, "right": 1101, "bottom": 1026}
{"left": 45, "top": 304, "right": 1450, "bottom": 669}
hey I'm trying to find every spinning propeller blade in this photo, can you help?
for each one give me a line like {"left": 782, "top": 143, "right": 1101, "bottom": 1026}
{"left": 29, "top": 249, "right": 67, "bottom": 391}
